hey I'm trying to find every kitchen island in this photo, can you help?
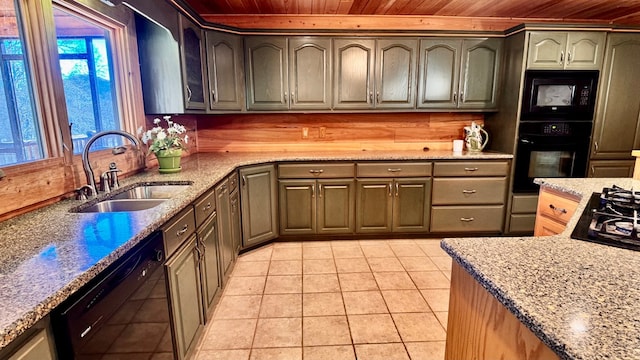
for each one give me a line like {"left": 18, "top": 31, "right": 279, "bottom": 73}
{"left": 0, "top": 150, "right": 511, "bottom": 352}
{"left": 442, "top": 177, "right": 640, "bottom": 360}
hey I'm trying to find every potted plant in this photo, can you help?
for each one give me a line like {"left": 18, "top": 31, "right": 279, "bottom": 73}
{"left": 138, "top": 115, "right": 189, "bottom": 173}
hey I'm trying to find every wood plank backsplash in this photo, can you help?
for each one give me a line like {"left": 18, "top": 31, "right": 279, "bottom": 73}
{"left": 195, "top": 113, "right": 484, "bottom": 152}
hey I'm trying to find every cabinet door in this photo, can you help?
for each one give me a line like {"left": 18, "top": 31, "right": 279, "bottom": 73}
{"left": 417, "top": 39, "right": 461, "bottom": 108}
{"left": 289, "top": 37, "right": 331, "bottom": 109}
{"left": 588, "top": 160, "right": 635, "bottom": 178}
{"left": 392, "top": 178, "right": 431, "bottom": 233}
{"left": 279, "top": 179, "right": 316, "bottom": 235}
{"left": 245, "top": 37, "right": 288, "bottom": 110}
{"left": 565, "top": 32, "right": 605, "bottom": 70}
{"left": 526, "top": 32, "right": 566, "bottom": 69}
{"left": 375, "top": 38, "right": 417, "bottom": 109}
{"left": 458, "top": 38, "right": 502, "bottom": 109}
{"left": 333, "top": 38, "right": 375, "bottom": 109}
{"left": 230, "top": 190, "right": 242, "bottom": 256}
{"left": 198, "top": 215, "right": 220, "bottom": 317}
{"left": 318, "top": 179, "right": 355, "bottom": 234}
{"left": 215, "top": 180, "right": 233, "bottom": 280}
{"left": 592, "top": 34, "right": 640, "bottom": 159}
{"left": 7, "top": 329, "right": 54, "bottom": 360}
{"left": 356, "top": 179, "right": 393, "bottom": 233}
{"left": 534, "top": 216, "right": 567, "bottom": 236}
{"left": 240, "top": 164, "right": 279, "bottom": 247}
{"left": 179, "top": 15, "right": 206, "bottom": 110}
{"left": 206, "top": 31, "right": 244, "bottom": 110}
{"left": 166, "top": 236, "right": 204, "bottom": 360}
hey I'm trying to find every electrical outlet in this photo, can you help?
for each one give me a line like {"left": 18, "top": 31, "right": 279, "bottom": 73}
{"left": 319, "top": 127, "right": 326, "bottom": 138}
{"left": 302, "top": 127, "right": 309, "bottom": 139}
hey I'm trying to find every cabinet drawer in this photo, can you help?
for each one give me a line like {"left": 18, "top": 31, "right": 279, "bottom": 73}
{"left": 357, "top": 162, "right": 432, "bottom": 178}
{"left": 537, "top": 187, "right": 580, "bottom": 225}
{"left": 431, "top": 205, "right": 504, "bottom": 232}
{"left": 163, "top": 207, "right": 196, "bottom": 258}
{"left": 279, "top": 163, "right": 355, "bottom": 178}
{"left": 432, "top": 178, "right": 507, "bottom": 205}
{"left": 511, "top": 194, "right": 539, "bottom": 214}
{"left": 433, "top": 161, "right": 509, "bottom": 177}
{"left": 194, "top": 188, "right": 216, "bottom": 227}
{"left": 228, "top": 172, "right": 239, "bottom": 192}
{"left": 534, "top": 215, "right": 567, "bottom": 236}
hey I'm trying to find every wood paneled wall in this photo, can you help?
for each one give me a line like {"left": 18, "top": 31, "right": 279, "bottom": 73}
{"left": 196, "top": 113, "right": 484, "bottom": 152}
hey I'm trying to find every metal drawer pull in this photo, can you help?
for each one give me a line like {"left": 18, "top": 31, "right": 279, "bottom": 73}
{"left": 460, "top": 217, "right": 475, "bottom": 222}
{"left": 312, "top": 184, "right": 315, "bottom": 198}
{"left": 388, "top": 183, "right": 392, "bottom": 197}
{"left": 319, "top": 184, "right": 323, "bottom": 198}
{"left": 395, "top": 183, "right": 399, "bottom": 197}
{"left": 464, "top": 167, "right": 479, "bottom": 171}
{"left": 203, "top": 202, "right": 212, "bottom": 211}
{"left": 387, "top": 168, "right": 402, "bottom": 172}
{"left": 462, "top": 189, "right": 477, "bottom": 194}
{"left": 549, "top": 204, "right": 567, "bottom": 214}
{"left": 176, "top": 224, "right": 189, "bottom": 236}
{"left": 309, "top": 169, "right": 324, "bottom": 175}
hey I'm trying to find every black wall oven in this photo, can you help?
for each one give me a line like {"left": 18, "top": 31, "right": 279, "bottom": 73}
{"left": 514, "top": 121, "right": 592, "bottom": 192}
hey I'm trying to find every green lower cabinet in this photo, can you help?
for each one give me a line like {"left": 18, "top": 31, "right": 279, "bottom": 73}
{"left": 279, "top": 178, "right": 355, "bottom": 235}
{"left": 198, "top": 214, "right": 221, "bottom": 317}
{"left": 240, "top": 164, "right": 279, "bottom": 247}
{"left": 356, "top": 178, "right": 430, "bottom": 233}
{"left": 166, "top": 235, "right": 205, "bottom": 360}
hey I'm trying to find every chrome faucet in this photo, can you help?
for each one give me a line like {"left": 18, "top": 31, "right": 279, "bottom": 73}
{"left": 81, "top": 130, "right": 142, "bottom": 197}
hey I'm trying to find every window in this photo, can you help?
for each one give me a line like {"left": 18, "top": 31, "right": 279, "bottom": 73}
{"left": 53, "top": 7, "right": 121, "bottom": 154}
{"left": 0, "top": 1, "right": 42, "bottom": 166}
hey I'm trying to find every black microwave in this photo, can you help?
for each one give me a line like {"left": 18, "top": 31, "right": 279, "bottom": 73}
{"left": 521, "top": 70, "right": 599, "bottom": 120}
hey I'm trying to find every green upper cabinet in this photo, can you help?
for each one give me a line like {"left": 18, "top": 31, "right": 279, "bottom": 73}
{"left": 205, "top": 31, "right": 244, "bottom": 111}
{"left": 289, "top": 37, "right": 332, "bottom": 109}
{"left": 245, "top": 36, "right": 331, "bottom": 110}
{"left": 245, "top": 37, "right": 288, "bottom": 110}
{"left": 418, "top": 38, "right": 502, "bottom": 110}
{"left": 333, "top": 38, "right": 417, "bottom": 109}
{"left": 591, "top": 33, "right": 640, "bottom": 160}
{"left": 179, "top": 14, "right": 207, "bottom": 111}
{"left": 526, "top": 31, "right": 606, "bottom": 70}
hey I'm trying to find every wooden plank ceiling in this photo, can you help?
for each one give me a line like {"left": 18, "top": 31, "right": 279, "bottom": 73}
{"left": 180, "top": 0, "right": 640, "bottom": 31}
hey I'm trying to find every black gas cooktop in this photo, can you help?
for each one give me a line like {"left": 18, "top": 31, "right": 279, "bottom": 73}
{"left": 571, "top": 186, "right": 640, "bottom": 251}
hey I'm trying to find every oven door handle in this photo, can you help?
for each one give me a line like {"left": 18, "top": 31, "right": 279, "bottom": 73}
{"left": 520, "top": 138, "right": 534, "bottom": 144}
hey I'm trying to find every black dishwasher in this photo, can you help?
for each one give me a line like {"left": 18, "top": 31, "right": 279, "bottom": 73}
{"left": 53, "top": 233, "right": 175, "bottom": 359}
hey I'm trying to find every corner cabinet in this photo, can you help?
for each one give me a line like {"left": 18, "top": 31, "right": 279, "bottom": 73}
{"left": 591, "top": 33, "right": 640, "bottom": 161}
{"left": 240, "top": 164, "right": 279, "bottom": 247}
{"left": 333, "top": 38, "right": 418, "bottom": 109}
{"left": 205, "top": 31, "right": 244, "bottom": 111}
{"left": 179, "top": 14, "right": 207, "bottom": 111}
{"left": 526, "top": 31, "right": 606, "bottom": 70}
{"left": 417, "top": 38, "right": 502, "bottom": 110}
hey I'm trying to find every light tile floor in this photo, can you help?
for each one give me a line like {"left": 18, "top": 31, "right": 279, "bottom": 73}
{"left": 194, "top": 239, "right": 452, "bottom": 360}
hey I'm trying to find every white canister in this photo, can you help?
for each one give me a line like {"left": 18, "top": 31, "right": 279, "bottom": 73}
{"left": 453, "top": 139, "right": 464, "bottom": 153}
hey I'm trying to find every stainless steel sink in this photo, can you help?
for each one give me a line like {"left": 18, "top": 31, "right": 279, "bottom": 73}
{"left": 77, "top": 199, "right": 167, "bottom": 213}
{"left": 110, "top": 184, "right": 191, "bottom": 200}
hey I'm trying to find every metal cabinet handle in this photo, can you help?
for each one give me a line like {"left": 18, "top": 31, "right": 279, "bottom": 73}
{"left": 459, "top": 91, "right": 464, "bottom": 103}
{"left": 560, "top": 51, "right": 564, "bottom": 63}
{"left": 203, "top": 202, "right": 212, "bottom": 212}
{"left": 186, "top": 85, "right": 192, "bottom": 102}
{"left": 549, "top": 204, "right": 567, "bottom": 214}
{"left": 318, "top": 184, "right": 323, "bottom": 198}
{"left": 309, "top": 169, "right": 324, "bottom": 176}
{"left": 387, "top": 168, "right": 402, "bottom": 173}
{"left": 284, "top": 92, "right": 288, "bottom": 103}
{"left": 453, "top": 92, "right": 457, "bottom": 103}
{"left": 290, "top": 92, "right": 294, "bottom": 103}
{"left": 369, "top": 91, "right": 373, "bottom": 103}
{"left": 311, "top": 184, "right": 315, "bottom": 198}
{"left": 242, "top": 175, "right": 246, "bottom": 187}
{"left": 567, "top": 52, "right": 572, "bottom": 64}
{"left": 194, "top": 244, "right": 203, "bottom": 261}
{"left": 388, "top": 183, "right": 392, "bottom": 197}
{"left": 460, "top": 217, "right": 475, "bottom": 222}
{"left": 199, "top": 236, "right": 206, "bottom": 249}
{"left": 176, "top": 224, "right": 189, "bottom": 237}
{"left": 464, "top": 167, "right": 479, "bottom": 172}
{"left": 594, "top": 141, "right": 599, "bottom": 152}
{"left": 211, "top": 90, "right": 216, "bottom": 103}
{"left": 462, "top": 189, "right": 477, "bottom": 194}
{"left": 395, "top": 183, "right": 399, "bottom": 197}
{"left": 376, "top": 91, "right": 380, "bottom": 104}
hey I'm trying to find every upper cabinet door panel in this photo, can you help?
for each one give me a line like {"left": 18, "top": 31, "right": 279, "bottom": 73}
{"left": 376, "top": 39, "right": 417, "bottom": 109}
{"left": 179, "top": 15, "right": 207, "bottom": 111}
{"left": 417, "top": 39, "right": 460, "bottom": 108}
{"left": 459, "top": 38, "right": 502, "bottom": 109}
{"left": 333, "top": 39, "right": 375, "bottom": 109}
{"left": 289, "top": 37, "right": 331, "bottom": 109}
{"left": 565, "top": 32, "right": 606, "bottom": 70}
{"left": 245, "top": 37, "right": 288, "bottom": 110}
{"left": 206, "top": 32, "right": 244, "bottom": 111}
{"left": 527, "top": 32, "right": 566, "bottom": 69}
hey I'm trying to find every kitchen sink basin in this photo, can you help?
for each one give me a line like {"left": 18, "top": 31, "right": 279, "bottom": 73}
{"left": 76, "top": 199, "right": 167, "bottom": 213}
{"left": 110, "top": 184, "right": 191, "bottom": 200}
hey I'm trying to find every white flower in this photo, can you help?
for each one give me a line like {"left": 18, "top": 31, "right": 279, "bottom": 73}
{"left": 153, "top": 118, "right": 161, "bottom": 124}
{"left": 137, "top": 115, "right": 188, "bottom": 154}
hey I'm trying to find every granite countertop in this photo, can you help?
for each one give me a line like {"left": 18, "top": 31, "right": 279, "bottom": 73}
{"left": 442, "top": 177, "right": 640, "bottom": 360}
{"left": 0, "top": 150, "right": 511, "bottom": 349}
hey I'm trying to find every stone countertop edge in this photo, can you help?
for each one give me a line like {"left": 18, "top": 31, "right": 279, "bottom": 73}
{"left": 441, "top": 176, "right": 640, "bottom": 360}
{"left": 0, "top": 150, "right": 511, "bottom": 350}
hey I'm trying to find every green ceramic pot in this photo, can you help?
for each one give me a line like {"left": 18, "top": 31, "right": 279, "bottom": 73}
{"left": 155, "top": 148, "right": 182, "bottom": 173}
